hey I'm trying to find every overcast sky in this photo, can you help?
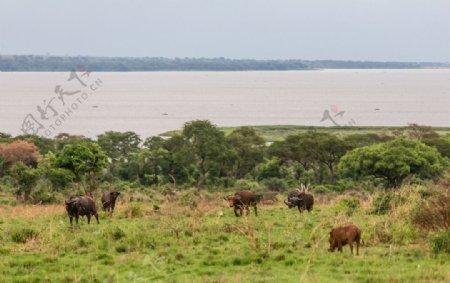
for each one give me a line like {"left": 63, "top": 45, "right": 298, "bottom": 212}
{"left": 1, "top": 0, "right": 449, "bottom": 61}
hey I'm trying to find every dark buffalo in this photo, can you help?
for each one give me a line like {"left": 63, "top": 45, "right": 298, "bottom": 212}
{"left": 225, "top": 191, "right": 263, "bottom": 217}
{"left": 65, "top": 196, "right": 99, "bottom": 225}
{"left": 328, "top": 224, "right": 362, "bottom": 255}
{"left": 101, "top": 191, "right": 121, "bottom": 214}
{"left": 284, "top": 185, "right": 314, "bottom": 214}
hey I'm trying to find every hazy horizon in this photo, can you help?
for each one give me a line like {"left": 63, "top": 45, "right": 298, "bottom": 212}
{"left": 1, "top": 0, "right": 450, "bottom": 62}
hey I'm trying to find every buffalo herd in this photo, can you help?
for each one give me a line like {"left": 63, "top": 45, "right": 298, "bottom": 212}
{"left": 65, "top": 185, "right": 362, "bottom": 255}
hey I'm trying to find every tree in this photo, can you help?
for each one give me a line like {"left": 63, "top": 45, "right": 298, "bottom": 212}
{"left": 54, "top": 133, "right": 91, "bottom": 151}
{"left": 315, "top": 133, "right": 348, "bottom": 182}
{"left": 54, "top": 141, "right": 108, "bottom": 195}
{"left": 338, "top": 138, "right": 449, "bottom": 187}
{"left": 343, "top": 133, "right": 390, "bottom": 149}
{"left": 182, "top": 120, "right": 232, "bottom": 188}
{"left": 97, "top": 131, "right": 141, "bottom": 162}
{"left": 422, "top": 137, "right": 450, "bottom": 158}
{"left": 163, "top": 134, "right": 197, "bottom": 187}
{"left": 227, "top": 127, "right": 265, "bottom": 178}
{"left": 269, "top": 132, "right": 347, "bottom": 183}
{"left": 9, "top": 162, "right": 40, "bottom": 201}
{"left": 13, "top": 135, "right": 56, "bottom": 154}
{"left": 0, "top": 140, "right": 39, "bottom": 169}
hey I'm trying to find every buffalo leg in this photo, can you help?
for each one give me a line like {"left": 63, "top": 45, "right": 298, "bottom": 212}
{"left": 254, "top": 205, "right": 258, "bottom": 216}
{"left": 95, "top": 213, "right": 100, "bottom": 224}
{"left": 349, "top": 240, "right": 354, "bottom": 254}
{"left": 69, "top": 216, "right": 73, "bottom": 225}
{"left": 234, "top": 206, "right": 239, "bottom": 217}
{"left": 75, "top": 215, "right": 79, "bottom": 224}
{"left": 338, "top": 242, "right": 343, "bottom": 253}
{"left": 356, "top": 239, "right": 360, "bottom": 255}
{"left": 87, "top": 215, "right": 91, "bottom": 224}
{"left": 298, "top": 205, "right": 303, "bottom": 214}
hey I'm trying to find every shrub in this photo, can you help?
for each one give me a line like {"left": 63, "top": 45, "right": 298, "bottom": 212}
{"left": 372, "top": 192, "right": 392, "bottom": 215}
{"left": 338, "top": 138, "right": 449, "bottom": 187}
{"left": 111, "top": 227, "right": 126, "bottom": 240}
{"left": 313, "top": 185, "right": 331, "bottom": 194}
{"left": 234, "top": 179, "right": 260, "bottom": 190}
{"left": 412, "top": 189, "right": 449, "bottom": 231}
{"left": 262, "top": 177, "right": 288, "bottom": 192}
{"left": 11, "top": 228, "right": 38, "bottom": 243}
{"left": 429, "top": 230, "right": 450, "bottom": 255}
{"left": 338, "top": 197, "right": 360, "bottom": 216}
{"left": 30, "top": 187, "right": 57, "bottom": 204}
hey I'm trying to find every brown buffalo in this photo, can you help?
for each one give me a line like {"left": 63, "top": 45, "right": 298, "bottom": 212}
{"left": 65, "top": 196, "right": 99, "bottom": 225}
{"left": 328, "top": 224, "right": 362, "bottom": 255}
{"left": 284, "top": 184, "right": 314, "bottom": 214}
{"left": 101, "top": 191, "right": 121, "bottom": 214}
{"left": 225, "top": 191, "right": 263, "bottom": 217}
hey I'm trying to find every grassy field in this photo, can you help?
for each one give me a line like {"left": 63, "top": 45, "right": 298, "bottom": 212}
{"left": 160, "top": 125, "right": 450, "bottom": 142}
{"left": 0, "top": 190, "right": 448, "bottom": 282}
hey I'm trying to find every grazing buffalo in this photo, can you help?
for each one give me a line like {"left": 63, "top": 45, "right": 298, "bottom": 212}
{"left": 225, "top": 191, "right": 263, "bottom": 217}
{"left": 101, "top": 191, "right": 121, "bottom": 214}
{"left": 284, "top": 184, "right": 314, "bottom": 214}
{"left": 328, "top": 224, "right": 362, "bottom": 255}
{"left": 65, "top": 196, "right": 99, "bottom": 225}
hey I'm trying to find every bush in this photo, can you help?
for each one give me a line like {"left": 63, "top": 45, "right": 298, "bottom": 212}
{"left": 429, "top": 230, "right": 450, "bottom": 255}
{"left": 372, "top": 192, "right": 392, "bottom": 215}
{"left": 30, "top": 188, "right": 57, "bottom": 204}
{"left": 262, "top": 178, "right": 288, "bottom": 192}
{"left": 338, "top": 138, "right": 449, "bottom": 187}
{"left": 234, "top": 179, "right": 260, "bottom": 190}
{"left": 338, "top": 197, "right": 360, "bottom": 216}
{"left": 312, "top": 185, "right": 331, "bottom": 194}
{"left": 11, "top": 228, "right": 38, "bottom": 243}
{"left": 412, "top": 189, "right": 449, "bottom": 231}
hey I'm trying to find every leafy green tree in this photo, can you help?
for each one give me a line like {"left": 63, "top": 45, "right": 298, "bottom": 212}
{"left": 9, "top": 162, "right": 40, "bottom": 201}
{"left": 54, "top": 141, "right": 108, "bottom": 195}
{"left": 13, "top": 135, "right": 56, "bottom": 154}
{"left": 97, "top": 131, "right": 141, "bottom": 162}
{"left": 338, "top": 138, "right": 449, "bottom": 187}
{"left": 422, "top": 137, "right": 450, "bottom": 158}
{"left": 163, "top": 135, "right": 197, "bottom": 187}
{"left": 343, "top": 133, "right": 390, "bottom": 149}
{"left": 37, "top": 152, "right": 75, "bottom": 190}
{"left": 182, "top": 120, "right": 232, "bottom": 188}
{"left": 315, "top": 133, "right": 348, "bottom": 182}
{"left": 269, "top": 132, "right": 347, "bottom": 183}
{"left": 54, "top": 133, "right": 91, "bottom": 151}
{"left": 0, "top": 132, "right": 12, "bottom": 143}
{"left": 143, "top": 136, "right": 166, "bottom": 150}
{"left": 227, "top": 127, "right": 265, "bottom": 178}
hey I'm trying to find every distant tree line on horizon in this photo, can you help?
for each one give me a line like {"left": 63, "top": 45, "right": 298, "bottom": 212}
{"left": 1, "top": 55, "right": 449, "bottom": 72}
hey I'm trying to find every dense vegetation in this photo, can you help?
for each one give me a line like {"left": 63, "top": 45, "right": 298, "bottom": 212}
{"left": 0, "top": 122, "right": 449, "bottom": 204}
{"left": 1, "top": 55, "right": 449, "bottom": 71}
{"left": 0, "top": 122, "right": 449, "bottom": 282}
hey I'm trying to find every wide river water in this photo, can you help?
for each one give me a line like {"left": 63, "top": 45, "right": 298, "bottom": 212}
{"left": 0, "top": 70, "right": 449, "bottom": 138}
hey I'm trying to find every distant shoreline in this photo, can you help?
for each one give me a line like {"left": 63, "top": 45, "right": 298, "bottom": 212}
{"left": 1, "top": 55, "right": 449, "bottom": 72}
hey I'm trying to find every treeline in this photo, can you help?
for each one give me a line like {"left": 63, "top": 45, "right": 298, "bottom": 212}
{"left": 0, "top": 122, "right": 449, "bottom": 203}
{"left": 1, "top": 55, "right": 449, "bottom": 72}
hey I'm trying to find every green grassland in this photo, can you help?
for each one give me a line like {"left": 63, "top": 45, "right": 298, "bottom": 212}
{"left": 0, "top": 190, "right": 448, "bottom": 282}
{"left": 160, "top": 125, "right": 450, "bottom": 142}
